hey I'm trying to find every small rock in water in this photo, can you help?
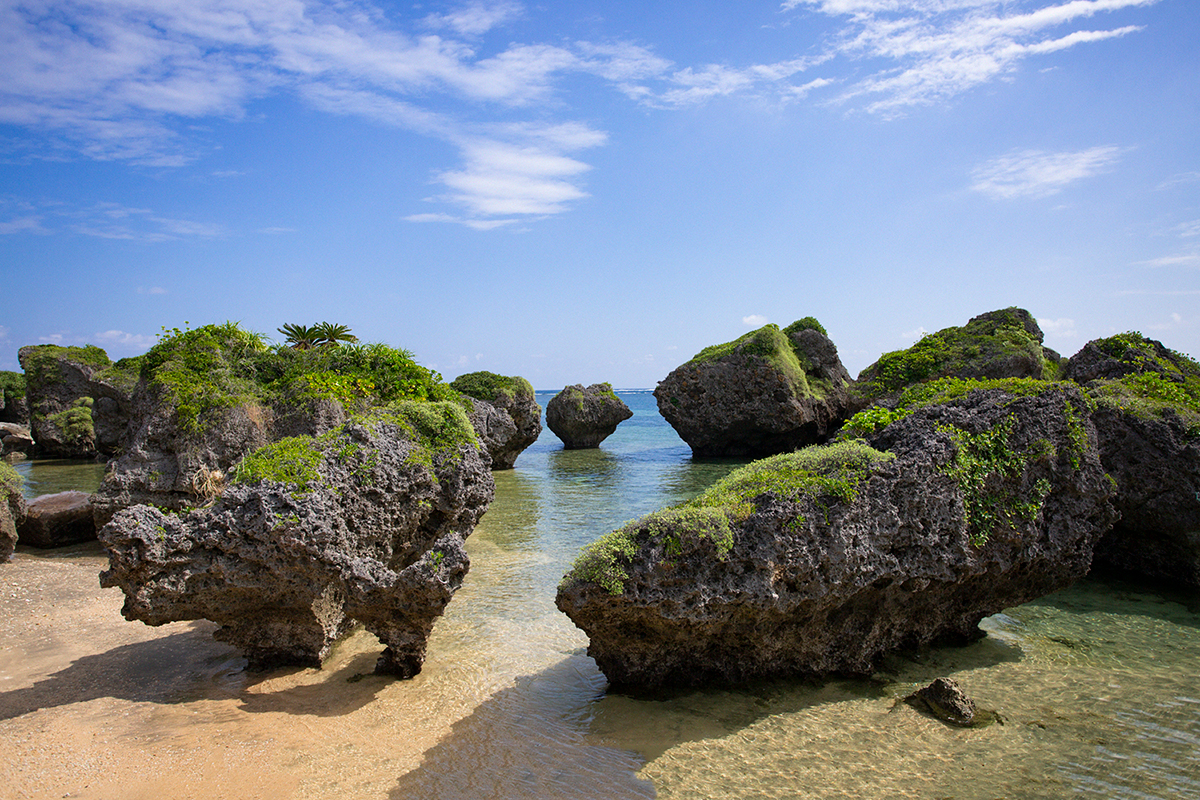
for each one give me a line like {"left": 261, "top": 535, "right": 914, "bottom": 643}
{"left": 905, "top": 677, "right": 998, "bottom": 728}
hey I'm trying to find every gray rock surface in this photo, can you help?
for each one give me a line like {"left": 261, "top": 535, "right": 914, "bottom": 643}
{"left": 557, "top": 385, "right": 1116, "bottom": 688}
{"left": 1, "top": 470, "right": 25, "bottom": 561}
{"left": 905, "top": 678, "right": 985, "bottom": 727}
{"left": 99, "top": 406, "right": 494, "bottom": 676}
{"left": 17, "top": 345, "right": 134, "bottom": 459}
{"left": 654, "top": 321, "right": 855, "bottom": 457}
{"left": 17, "top": 490, "right": 96, "bottom": 548}
{"left": 452, "top": 374, "right": 542, "bottom": 469}
{"left": 0, "top": 423, "right": 34, "bottom": 457}
{"left": 546, "top": 384, "right": 632, "bottom": 449}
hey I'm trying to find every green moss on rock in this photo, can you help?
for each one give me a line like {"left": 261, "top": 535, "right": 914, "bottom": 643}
{"left": 0, "top": 461, "right": 21, "bottom": 498}
{"left": 45, "top": 397, "right": 95, "bottom": 446}
{"left": 449, "top": 371, "right": 534, "bottom": 404}
{"left": 857, "top": 307, "right": 1055, "bottom": 399}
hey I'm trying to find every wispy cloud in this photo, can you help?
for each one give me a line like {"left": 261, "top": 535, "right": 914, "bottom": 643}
{"left": 790, "top": 0, "right": 1156, "bottom": 114}
{"left": 743, "top": 314, "right": 769, "bottom": 326}
{"left": 0, "top": 0, "right": 1162, "bottom": 225}
{"left": 970, "top": 146, "right": 1123, "bottom": 199}
{"left": 94, "top": 330, "right": 157, "bottom": 349}
{"left": 0, "top": 199, "right": 224, "bottom": 240}
{"left": 1038, "top": 317, "right": 1077, "bottom": 338}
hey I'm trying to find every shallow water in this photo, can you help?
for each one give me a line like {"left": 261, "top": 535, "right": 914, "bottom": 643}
{"left": 11, "top": 457, "right": 107, "bottom": 498}
{"left": 2, "top": 391, "right": 1198, "bottom": 799}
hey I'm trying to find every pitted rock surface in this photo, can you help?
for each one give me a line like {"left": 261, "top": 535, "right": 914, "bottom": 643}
{"left": 99, "top": 413, "right": 494, "bottom": 676}
{"left": 546, "top": 384, "right": 632, "bottom": 449}
{"left": 557, "top": 385, "right": 1116, "bottom": 687}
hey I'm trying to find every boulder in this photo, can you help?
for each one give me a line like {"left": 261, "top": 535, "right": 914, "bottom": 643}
{"left": 99, "top": 402, "right": 494, "bottom": 675}
{"left": 557, "top": 384, "right": 1115, "bottom": 688}
{"left": 17, "top": 490, "right": 95, "bottom": 548}
{"left": 856, "top": 308, "right": 1062, "bottom": 404}
{"left": 0, "top": 422, "right": 34, "bottom": 458}
{"left": 1063, "top": 333, "right": 1200, "bottom": 587}
{"left": 450, "top": 372, "right": 542, "bottom": 469}
{"left": 654, "top": 319, "right": 854, "bottom": 458}
{"left": 17, "top": 345, "right": 137, "bottom": 458}
{"left": 546, "top": 383, "right": 632, "bottom": 449}
{"left": 0, "top": 462, "right": 25, "bottom": 561}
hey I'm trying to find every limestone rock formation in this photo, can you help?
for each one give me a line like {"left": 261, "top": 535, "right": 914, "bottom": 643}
{"left": 0, "top": 422, "right": 34, "bottom": 457}
{"left": 856, "top": 308, "right": 1062, "bottom": 403}
{"left": 557, "top": 384, "right": 1115, "bottom": 688}
{"left": 450, "top": 372, "right": 542, "bottom": 469}
{"left": 654, "top": 319, "right": 854, "bottom": 458}
{"left": 17, "top": 345, "right": 137, "bottom": 459}
{"left": 0, "top": 463, "right": 25, "bottom": 561}
{"left": 17, "top": 491, "right": 96, "bottom": 548}
{"left": 99, "top": 403, "right": 494, "bottom": 675}
{"left": 1063, "top": 333, "right": 1200, "bottom": 587}
{"left": 546, "top": 383, "right": 632, "bottom": 449}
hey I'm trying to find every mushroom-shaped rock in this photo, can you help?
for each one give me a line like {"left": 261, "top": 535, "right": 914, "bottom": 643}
{"left": 546, "top": 384, "right": 632, "bottom": 449}
{"left": 99, "top": 402, "right": 494, "bottom": 676}
{"left": 557, "top": 383, "right": 1115, "bottom": 688}
{"left": 856, "top": 308, "right": 1062, "bottom": 404}
{"left": 1063, "top": 332, "right": 1200, "bottom": 587}
{"left": 17, "top": 491, "right": 95, "bottom": 548}
{"left": 450, "top": 371, "right": 542, "bottom": 469}
{"left": 654, "top": 318, "right": 854, "bottom": 458}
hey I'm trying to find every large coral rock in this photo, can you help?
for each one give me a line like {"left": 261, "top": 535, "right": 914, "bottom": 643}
{"left": 1063, "top": 333, "right": 1200, "bottom": 587}
{"left": 91, "top": 383, "right": 275, "bottom": 527}
{"left": 450, "top": 372, "right": 542, "bottom": 469}
{"left": 17, "top": 345, "right": 136, "bottom": 458}
{"left": 0, "top": 422, "right": 34, "bottom": 457}
{"left": 546, "top": 383, "right": 632, "bottom": 449}
{"left": 557, "top": 385, "right": 1115, "bottom": 688}
{"left": 654, "top": 320, "right": 854, "bottom": 458}
{"left": 17, "top": 491, "right": 95, "bottom": 548}
{"left": 1, "top": 464, "right": 25, "bottom": 561}
{"left": 856, "top": 308, "right": 1062, "bottom": 403}
{"left": 99, "top": 404, "right": 494, "bottom": 675}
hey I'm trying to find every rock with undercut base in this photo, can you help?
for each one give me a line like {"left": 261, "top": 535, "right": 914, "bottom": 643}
{"left": 99, "top": 405, "right": 494, "bottom": 676}
{"left": 450, "top": 372, "right": 542, "bottom": 469}
{"left": 546, "top": 383, "right": 632, "bottom": 449}
{"left": 557, "top": 385, "right": 1116, "bottom": 688}
{"left": 654, "top": 319, "right": 855, "bottom": 458}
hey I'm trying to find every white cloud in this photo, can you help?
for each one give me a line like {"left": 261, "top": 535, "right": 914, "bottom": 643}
{"left": 0, "top": 216, "right": 48, "bottom": 234}
{"left": 94, "top": 330, "right": 157, "bottom": 349}
{"left": 901, "top": 326, "right": 928, "bottom": 341}
{"left": 1135, "top": 252, "right": 1200, "bottom": 268}
{"left": 743, "top": 314, "right": 770, "bottom": 326}
{"left": 970, "top": 146, "right": 1123, "bottom": 199}
{"left": 1037, "top": 317, "right": 1077, "bottom": 338}
{"left": 423, "top": 2, "right": 524, "bottom": 37}
{"left": 1175, "top": 220, "right": 1200, "bottom": 238}
{"left": 791, "top": 0, "right": 1156, "bottom": 114}
{"left": 137, "top": 286, "right": 169, "bottom": 295}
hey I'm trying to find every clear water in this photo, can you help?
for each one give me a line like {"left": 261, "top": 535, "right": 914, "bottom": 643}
{"left": 11, "top": 457, "right": 107, "bottom": 499}
{"left": 3, "top": 390, "right": 1198, "bottom": 799}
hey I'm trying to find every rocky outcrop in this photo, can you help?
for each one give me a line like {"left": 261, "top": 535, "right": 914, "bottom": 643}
{"left": 1, "top": 463, "right": 25, "bottom": 561}
{"left": 1063, "top": 333, "right": 1200, "bottom": 587}
{"left": 654, "top": 319, "right": 855, "bottom": 458}
{"left": 546, "top": 384, "right": 632, "bottom": 449}
{"left": 0, "top": 371, "right": 28, "bottom": 425}
{"left": 557, "top": 384, "right": 1115, "bottom": 688}
{"left": 99, "top": 403, "right": 494, "bottom": 675}
{"left": 91, "top": 383, "right": 274, "bottom": 527}
{"left": 17, "top": 491, "right": 96, "bottom": 548}
{"left": 450, "top": 372, "right": 542, "bottom": 469}
{"left": 17, "top": 345, "right": 136, "bottom": 459}
{"left": 856, "top": 308, "right": 1062, "bottom": 403}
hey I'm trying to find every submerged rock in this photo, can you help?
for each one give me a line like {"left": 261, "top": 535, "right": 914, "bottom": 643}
{"left": 17, "top": 491, "right": 96, "bottom": 548}
{"left": 99, "top": 403, "right": 494, "bottom": 675}
{"left": 1064, "top": 333, "right": 1200, "bottom": 587}
{"left": 557, "top": 384, "right": 1115, "bottom": 688}
{"left": 904, "top": 678, "right": 995, "bottom": 728}
{"left": 654, "top": 318, "right": 854, "bottom": 457}
{"left": 451, "top": 372, "right": 542, "bottom": 469}
{"left": 546, "top": 383, "right": 632, "bottom": 449}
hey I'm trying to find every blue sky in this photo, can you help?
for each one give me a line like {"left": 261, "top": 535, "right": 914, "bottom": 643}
{"left": 1, "top": 0, "right": 1196, "bottom": 389}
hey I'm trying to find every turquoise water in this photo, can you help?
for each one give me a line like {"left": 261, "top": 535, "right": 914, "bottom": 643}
{"left": 10, "top": 391, "right": 1200, "bottom": 798}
